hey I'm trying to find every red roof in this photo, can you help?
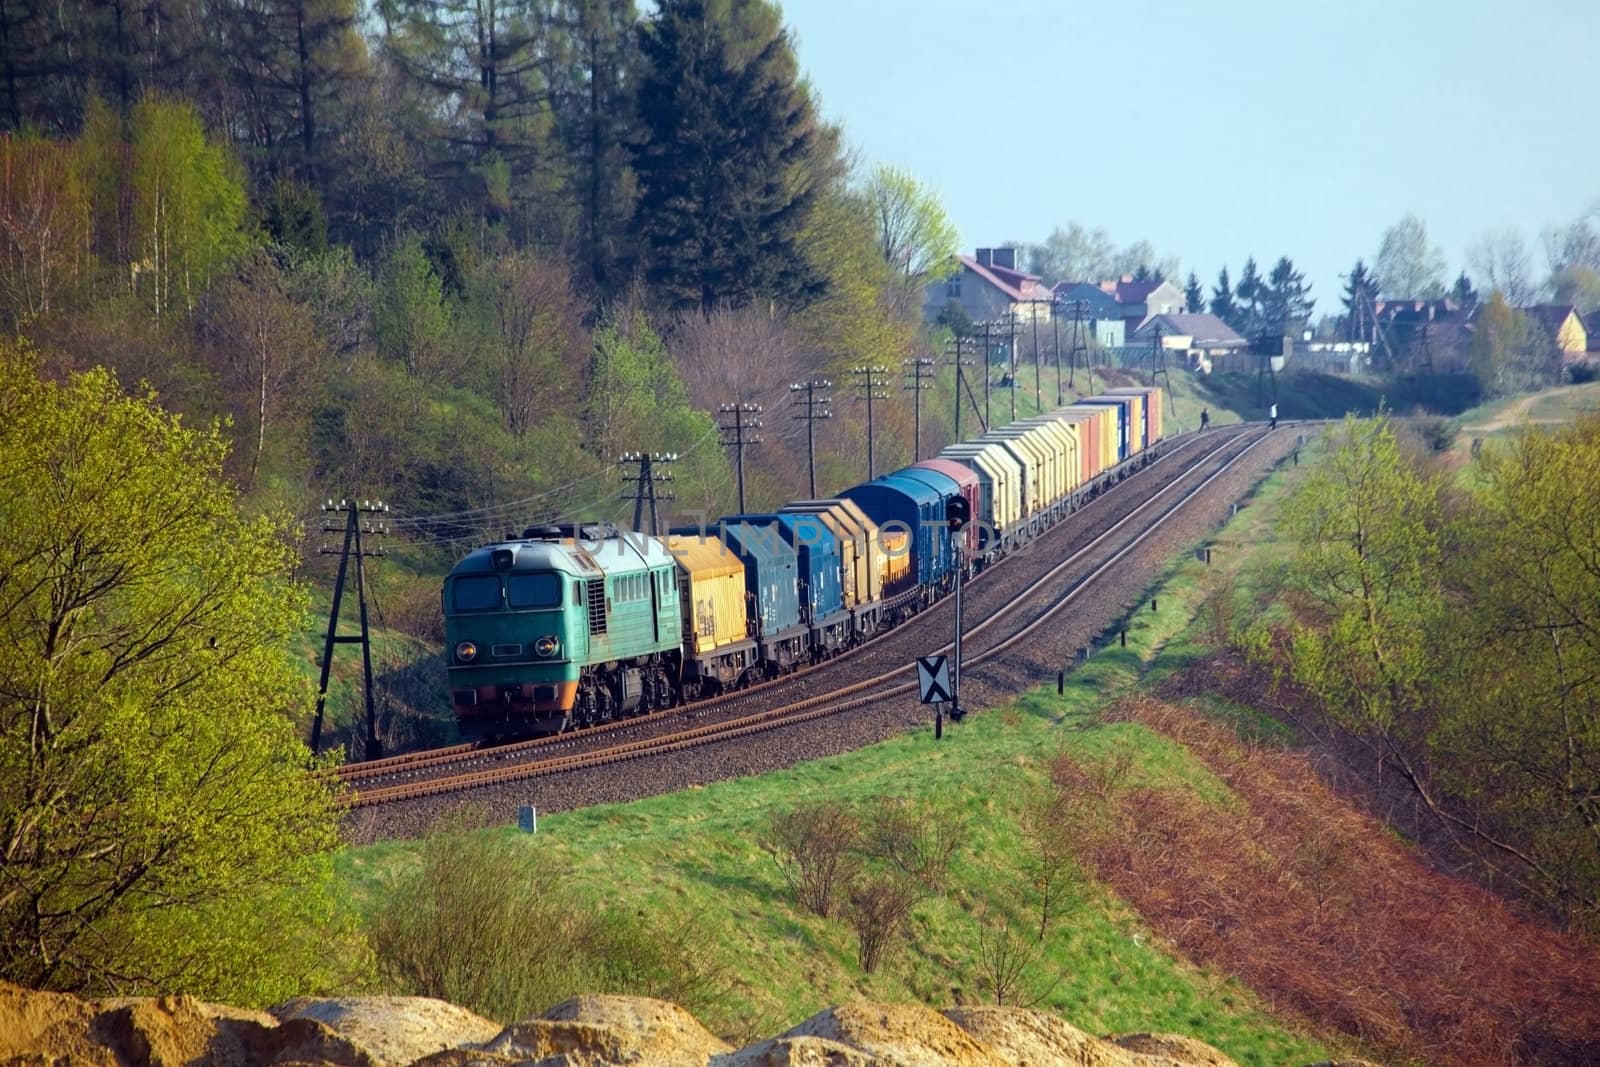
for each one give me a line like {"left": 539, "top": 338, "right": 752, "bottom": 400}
{"left": 958, "top": 255, "right": 1052, "bottom": 303}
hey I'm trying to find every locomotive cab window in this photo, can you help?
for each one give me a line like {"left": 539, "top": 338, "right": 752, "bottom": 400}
{"left": 507, "top": 573, "right": 562, "bottom": 609}
{"left": 452, "top": 575, "right": 503, "bottom": 611}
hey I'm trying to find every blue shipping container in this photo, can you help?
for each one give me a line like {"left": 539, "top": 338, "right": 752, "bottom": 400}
{"left": 712, "top": 520, "right": 803, "bottom": 641}
{"left": 721, "top": 513, "right": 844, "bottom": 625}
{"left": 841, "top": 473, "right": 948, "bottom": 590}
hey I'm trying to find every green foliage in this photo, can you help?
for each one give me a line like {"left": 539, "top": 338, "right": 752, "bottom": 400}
{"left": 1441, "top": 420, "right": 1600, "bottom": 918}
{"left": 264, "top": 178, "right": 331, "bottom": 257}
{"left": 862, "top": 164, "right": 957, "bottom": 285}
{"left": 793, "top": 187, "right": 916, "bottom": 369}
{"left": 1277, "top": 409, "right": 1600, "bottom": 923}
{"left": 1374, "top": 212, "right": 1446, "bottom": 300}
{"left": 378, "top": 0, "right": 568, "bottom": 233}
{"left": 1279, "top": 414, "right": 1445, "bottom": 742}
{"left": 584, "top": 310, "right": 728, "bottom": 518}
{"left": 633, "top": 0, "right": 825, "bottom": 315}
{"left": 1469, "top": 291, "right": 1558, "bottom": 398}
{"left": 128, "top": 95, "right": 253, "bottom": 317}
{"left": 0, "top": 347, "right": 363, "bottom": 1002}
{"left": 373, "top": 233, "right": 456, "bottom": 384}
{"left": 366, "top": 821, "right": 725, "bottom": 1023}
{"left": 0, "top": 131, "right": 93, "bottom": 321}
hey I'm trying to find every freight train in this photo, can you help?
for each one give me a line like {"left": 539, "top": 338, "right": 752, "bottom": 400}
{"left": 442, "top": 389, "right": 1164, "bottom": 739}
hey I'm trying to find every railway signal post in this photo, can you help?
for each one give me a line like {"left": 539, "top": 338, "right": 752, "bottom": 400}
{"left": 947, "top": 495, "right": 969, "bottom": 727}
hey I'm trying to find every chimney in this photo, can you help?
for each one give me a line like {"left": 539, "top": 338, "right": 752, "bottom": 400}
{"left": 990, "top": 247, "right": 1016, "bottom": 271}
{"left": 975, "top": 248, "right": 993, "bottom": 268}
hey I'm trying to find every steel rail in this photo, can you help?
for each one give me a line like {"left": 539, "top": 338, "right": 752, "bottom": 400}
{"left": 346, "top": 427, "right": 1274, "bottom": 809}
{"left": 336, "top": 427, "right": 1228, "bottom": 786}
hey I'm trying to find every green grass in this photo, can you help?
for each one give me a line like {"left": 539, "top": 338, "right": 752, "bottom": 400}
{"left": 336, "top": 461, "right": 1344, "bottom": 1063}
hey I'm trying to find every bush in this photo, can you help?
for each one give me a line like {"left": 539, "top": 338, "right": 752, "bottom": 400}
{"left": 763, "top": 800, "right": 862, "bottom": 919}
{"left": 367, "top": 821, "right": 725, "bottom": 1022}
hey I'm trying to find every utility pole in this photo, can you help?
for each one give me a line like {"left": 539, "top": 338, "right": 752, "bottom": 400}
{"left": 718, "top": 403, "right": 763, "bottom": 513}
{"left": 903, "top": 356, "right": 935, "bottom": 459}
{"left": 1149, "top": 327, "right": 1178, "bottom": 428}
{"left": 618, "top": 452, "right": 676, "bottom": 534}
{"left": 1051, "top": 299, "right": 1063, "bottom": 406}
{"left": 1254, "top": 335, "right": 1281, "bottom": 408}
{"left": 1065, "top": 300, "right": 1091, "bottom": 394}
{"left": 850, "top": 365, "right": 890, "bottom": 480}
{"left": 978, "top": 320, "right": 994, "bottom": 428}
{"left": 946, "top": 337, "right": 977, "bottom": 440}
{"left": 311, "top": 498, "right": 388, "bottom": 760}
{"left": 790, "top": 380, "right": 833, "bottom": 498}
{"left": 1007, "top": 310, "right": 1020, "bottom": 422}
{"left": 1031, "top": 300, "right": 1043, "bottom": 412}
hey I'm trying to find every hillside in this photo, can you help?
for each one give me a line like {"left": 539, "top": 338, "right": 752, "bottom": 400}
{"left": 331, "top": 427, "right": 1600, "bottom": 1065}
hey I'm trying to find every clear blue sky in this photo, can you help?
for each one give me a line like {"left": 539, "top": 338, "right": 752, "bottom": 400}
{"left": 777, "top": 0, "right": 1599, "bottom": 312}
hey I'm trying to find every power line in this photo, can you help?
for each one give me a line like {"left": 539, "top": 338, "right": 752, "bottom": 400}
{"left": 789, "top": 380, "right": 833, "bottom": 499}
{"left": 850, "top": 365, "right": 891, "bottom": 481}
{"left": 618, "top": 451, "right": 677, "bottom": 534}
{"left": 903, "top": 357, "right": 935, "bottom": 460}
{"left": 311, "top": 497, "right": 388, "bottom": 761}
{"left": 718, "top": 403, "right": 763, "bottom": 513}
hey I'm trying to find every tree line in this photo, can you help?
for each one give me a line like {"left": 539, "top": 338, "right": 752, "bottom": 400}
{"left": 1267, "top": 414, "right": 1600, "bottom": 930}
{"left": 0, "top": 0, "right": 969, "bottom": 545}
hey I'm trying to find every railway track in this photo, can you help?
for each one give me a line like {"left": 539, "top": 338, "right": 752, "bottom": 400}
{"left": 333, "top": 424, "right": 1226, "bottom": 792}
{"left": 343, "top": 424, "right": 1274, "bottom": 810}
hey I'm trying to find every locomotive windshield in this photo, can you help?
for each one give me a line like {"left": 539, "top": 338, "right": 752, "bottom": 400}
{"left": 507, "top": 573, "right": 562, "bottom": 609}
{"left": 452, "top": 575, "right": 503, "bottom": 611}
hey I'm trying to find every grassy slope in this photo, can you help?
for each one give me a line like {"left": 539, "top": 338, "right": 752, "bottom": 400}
{"left": 338, "top": 450, "right": 1341, "bottom": 1064}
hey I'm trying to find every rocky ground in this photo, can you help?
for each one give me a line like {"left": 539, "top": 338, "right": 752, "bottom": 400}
{"left": 0, "top": 983, "right": 1383, "bottom": 1067}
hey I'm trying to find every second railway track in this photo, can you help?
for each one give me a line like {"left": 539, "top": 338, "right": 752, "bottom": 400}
{"left": 343, "top": 423, "right": 1283, "bottom": 820}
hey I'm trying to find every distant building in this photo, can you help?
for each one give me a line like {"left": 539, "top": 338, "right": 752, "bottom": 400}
{"left": 1051, "top": 280, "right": 1122, "bottom": 321}
{"left": 1051, "top": 281, "right": 1125, "bottom": 348}
{"left": 1522, "top": 304, "right": 1588, "bottom": 360}
{"left": 1103, "top": 275, "right": 1185, "bottom": 334}
{"left": 924, "top": 247, "right": 1055, "bottom": 326}
{"left": 1131, "top": 313, "right": 1248, "bottom": 372}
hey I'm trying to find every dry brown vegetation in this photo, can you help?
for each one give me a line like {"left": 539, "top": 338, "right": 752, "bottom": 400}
{"left": 1057, "top": 696, "right": 1600, "bottom": 1067}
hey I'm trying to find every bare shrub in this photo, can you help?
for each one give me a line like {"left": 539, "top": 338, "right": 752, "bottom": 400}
{"left": 1080, "top": 698, "right": 1600, "bottom": 1065}
{"left": 844, "top": 872, "right": 922, "bottom": 974}
{"left": 763, "top": 800, "right": 863, "bottom": 919}
{"left": 1019, "top": 791, "right": 1093, "bottom": 941}
{"left": 972, "top": 903, "right": 1058, "bottom": 1006}
{"left": 862, "top": 797, "right": 964, "bottom": 891}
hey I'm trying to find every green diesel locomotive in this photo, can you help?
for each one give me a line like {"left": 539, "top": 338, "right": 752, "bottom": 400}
{"left": 444, "top": 526, "right": 681, "bottom": 738}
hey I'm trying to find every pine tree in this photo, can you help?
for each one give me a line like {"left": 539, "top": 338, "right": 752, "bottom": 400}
{"left": 1341, "top": 259, "right": 1380, "bottom": 343}
{"left": 1209, "top": 265, "right": 1238, "bottom": 327}
{"left": 633, "top": 0, "right": 824, "bottom": 316}
{"left": 1235, "top": 256, "right": 1263, "bottom": 340}
{"left": 1262, "top": 255, "right": 1313, "bottom": 336}
{"left": 219, "top": 0, "right": 367, "bottom": 180}
{"left": 548, "top": 0, "right": 639, "bottom": 293}
{"left": 1184, "top": 271, "right": 1203, "bottom": 313}
{"left": 1449, "top": 270, "right": 1479, "bottom": 311}
{"left": 379, "top": 0, "right": 565, "bottom": 230}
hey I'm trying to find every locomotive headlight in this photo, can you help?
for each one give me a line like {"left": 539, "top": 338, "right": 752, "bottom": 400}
{"left": 533, "top": 634, "right": 560, "bottom": 658}
{"left": 455, "top": 641, "right": 479, "bottom": 662}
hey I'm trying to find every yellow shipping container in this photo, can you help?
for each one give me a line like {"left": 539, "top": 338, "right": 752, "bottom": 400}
{"left": 666, "top": 534, "right": 749, "bottom": 655}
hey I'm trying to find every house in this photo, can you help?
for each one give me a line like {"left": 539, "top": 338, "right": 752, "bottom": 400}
{"left": 1522, "top": 304, "right": 1588, "bottom": 360}
{"left": 1371, "top": 298, "right": 1473, "bottom": 371}
{"left": 1586, "top": 310, "right": 1600, "bottom": 354}
{"left": 1051, "top": 281, "right": 1125, "bottom": 348}
{"left": 1131, "top": 313, "right": 1247, "bottom": 372}
{"left": 1051, "top": 280, "right": 1122, "bottom": 321}
{"left": 924, "top": 247, "right": 1056, "bottom": 327}
{"left": 1103, "top": 275, "right": 1185, "bottom": 333}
